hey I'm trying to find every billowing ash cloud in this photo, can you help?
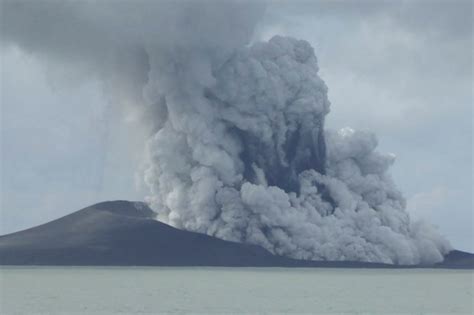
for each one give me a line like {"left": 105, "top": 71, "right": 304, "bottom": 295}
{"left": 1, "top": 0, "right": 450, "bottom": 264}
{"left": 144, "top": 36, "right": 450, "bottom": 264}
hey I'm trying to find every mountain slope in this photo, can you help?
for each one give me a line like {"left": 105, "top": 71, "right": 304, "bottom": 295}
{"left": 0, "top": 201, "right": 292, "bottom": 266}
{"left": 0, "top": 201, "right": 472, "bottom": 268}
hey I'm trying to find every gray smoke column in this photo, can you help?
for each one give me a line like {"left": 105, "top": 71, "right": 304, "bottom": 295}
{"left": 143, "top": 35, "right": 450, "bottom": 265}
{"left": 1, "top": 0, "right": 450, "bottom": 264}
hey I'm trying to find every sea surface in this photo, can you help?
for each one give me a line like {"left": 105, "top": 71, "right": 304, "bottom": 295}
{"left": 0, "top": 267, "right": 472, "bottom": 314}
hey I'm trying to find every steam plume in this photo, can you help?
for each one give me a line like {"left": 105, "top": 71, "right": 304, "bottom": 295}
{"left": 1, "top": 0, "right": 450, "bottom": 264}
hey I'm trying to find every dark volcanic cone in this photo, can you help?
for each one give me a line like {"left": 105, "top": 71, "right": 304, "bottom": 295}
{"left": 0, "top": 201, "right": 472, "bottom": 268}
{"left": 0, "top": 201, "right": 289, "bottom": 266}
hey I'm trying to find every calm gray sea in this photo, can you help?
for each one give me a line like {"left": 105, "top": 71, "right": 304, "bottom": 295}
{"left": 0, "top": 267, "right": 472, "bottom": 314}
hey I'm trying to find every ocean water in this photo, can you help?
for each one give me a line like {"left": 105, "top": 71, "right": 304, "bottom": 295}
{"left": 0, "top": 267, "right": 472, "bottom": 314}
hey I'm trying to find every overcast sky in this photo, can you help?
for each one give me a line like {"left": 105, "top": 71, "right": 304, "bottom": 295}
{"left": 1, "top": 0, "right": 472, "bottom": 251}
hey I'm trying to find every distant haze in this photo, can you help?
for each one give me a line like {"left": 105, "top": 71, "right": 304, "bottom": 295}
{"left": 1, "top": 1, "right": 472, "bottom": 259}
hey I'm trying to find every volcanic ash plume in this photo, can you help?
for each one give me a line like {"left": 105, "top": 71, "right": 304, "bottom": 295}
{"left": 143, "top": 36, "right": 450, "bottom": 265}
{"left": 1, "top": 1, "right": 450, "bottom": 264}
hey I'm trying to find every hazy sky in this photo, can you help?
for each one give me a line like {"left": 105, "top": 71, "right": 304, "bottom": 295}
{"left": 1, "top": 0, "right": 472, "bottom": 251}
